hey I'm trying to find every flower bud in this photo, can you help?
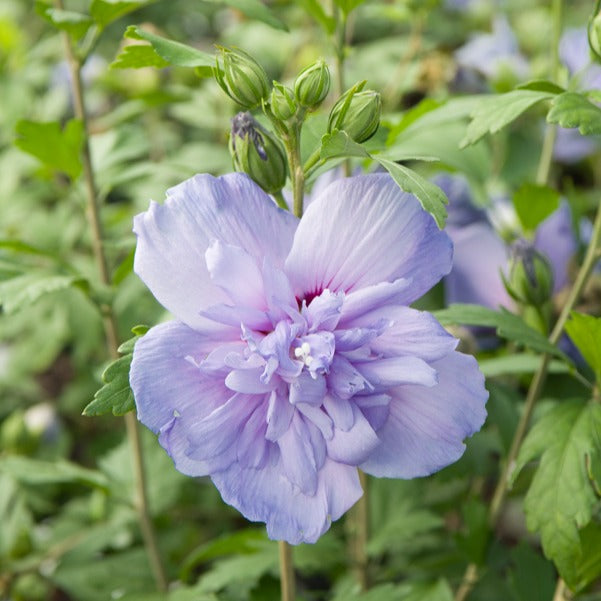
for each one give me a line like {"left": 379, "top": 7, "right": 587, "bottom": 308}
{"left": 503, "top": 239, "right": 554, "bottom": 307}
{"left": 214, "top": 46, "right": 270, "bottom": 109}
{"left": 328, "top": 84, "right": 382, "bottom": 143}
{"left": 270, "top": 82, "right": 297, "bottom": 121}
{"left": 294, "top": 59, "right": 330, "bottom": 108}
{"left": 229, "top": 112, "right": 287, "bottom": 194}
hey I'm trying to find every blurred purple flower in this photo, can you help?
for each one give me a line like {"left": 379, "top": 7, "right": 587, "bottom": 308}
{"left": 130, "top": 172, "right": 488, "bottom": 544}
{"left": 554, "top": 27, "right": 601, "bottom": 163}
{"left": 436, "top": 173, "right": 576, "bottom": 311}
{"left": 454, "top": 17, "right": 529, "bottom": 84}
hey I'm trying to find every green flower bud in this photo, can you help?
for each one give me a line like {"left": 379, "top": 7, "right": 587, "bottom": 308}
{"left": 214, "top": 46, "right": 270, "bottom": 109}
{"left": 294, "top": 59, "right": 330, "bottom": 108}
{"left": 270, "top": 82, "right": 297, "bottom": 121}
{"left": 229, "top": 112, "right": 287, "bottom": 194}
{"left": 503, "top": 240, "right": 554, "bottom": 307}
{"left": 328, "top": 83, "right": 382, "bottom": 143}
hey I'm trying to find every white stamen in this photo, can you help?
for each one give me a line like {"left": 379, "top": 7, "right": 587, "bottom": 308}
{"left": 294, "top": 342, "right": 313, "bottom": 367}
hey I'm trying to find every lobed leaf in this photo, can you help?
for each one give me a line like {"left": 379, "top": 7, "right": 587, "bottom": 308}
{"left": 565, "top": 312, "right": 601, "bottom": 383}
{"left": 512, "top": 183, "right": 560, "bottom": 233}
{"left": 547, "top": 91, "right": 601, "bottom": 136}
{"left": 0, "top": 273, "right": 85, "bottom": 314}
{"left": 513, "top": 400, "right": 601, "bottom": 590}
{"left": 90, "top": 0, "right": 157, "bottom": 28}
{"left": 123, "top": 25, "right": 213, "bottom": 68}
{"left": 111, "top": 43, "right": 169, "bottom": 69}
{"left": 0, "top": 456, "right": 109, "bottom": 489}
{"left": 461, "top": 90, "right": 555, "bottom": 147}
{"left": 434, "top": 303, "right": 569, "bottom": 360}
{"left": 15, "top": 119, "right": 83, "bottom": 179}
{"left": 376, "top": 158, "right": 448, "bottom": 229}
{"left": 297, "top": 0, "right": 336, "bottom": 33}
{"left": 35, "top": 4, "right": 93, "bottom": 39}
{"left": 83, "top": 355, "right": 135, "bottom": 416}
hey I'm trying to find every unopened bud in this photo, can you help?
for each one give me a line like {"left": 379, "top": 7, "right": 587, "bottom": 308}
{"left": 270, "top": 82, "right": 297, "bottom": 121}
{"left": 503, "top": 239, "right": 554, "bottom": 306}
{"left": 229, "top": 112, "right": 287, "bottom": 194}
{"left": 294, "top": 59, "right": 330, "bottom": 108}
{"left": 214, "top": 46, "right": 270, "bottom": 109}
{"left": 328, "top": 83, "right": 382, "bottom": 143}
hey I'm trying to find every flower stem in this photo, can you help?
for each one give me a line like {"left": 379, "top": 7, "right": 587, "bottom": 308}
{"left": 278, "top": 541, "right": 295, "bottom": 601}
{"left": 56, "top": 5, "right": 167, "bottom": 591}
{"left": 348, "top": 471, "right": 370, "bottom": 590}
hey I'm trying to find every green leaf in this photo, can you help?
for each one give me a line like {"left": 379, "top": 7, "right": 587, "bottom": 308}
{"left": 0, "top": 456, "right": 109, "bottom": 489}
{"left": 83, "top": 355, "right": 135, "bottom": 416}
{"left": 0, "top": 273, "right": 84, "bottom": 314}
{"left": 516, "top": 80, "right": 566, "bottom": 94}
{"left": 565, "top": 312, "right": 601, "bottom": 383}
{"left": 195, "top": 538, "right": 278, "bottom": 594}
{"left": 320, "top": 130, "right": 371, "bottom": 160}
{"left": 434, "top": 304, "right": 569, "bottom": 360}
{"left": 111, "top": 43, "right": 169, "bottom": 69}
{"left": 509, "top": 543, "right": 556, "bottom": 601}
{"left": 123, "top": 25, "right": 213, "bottom": 68}
{"left": 333, "top": 0, "right": 367, "bottom": 15}
{"left": 461, "top": 90, "right": 555, "bottom": 147}
{"left": 513, "top": 400, "right": 601, "bottom": 590}
{"left": 547, "top": 91, "right": 601, "bottom": 135}
{"left": 35, "top": 3, "right": 93, "bottom": 39}
{"left": 14, "top": 119, "right": 83, "bottom": 179}
{"left": 479, "top": 354, "right": 569, "bottom": 378}
{"left": 90, "top": 0, "right": 156, "bottom": 28}
{"left": 376, "top": 158, "right": 448, "bottom": 228}
{"left": 513, "top": 183, "right": 560, "bottom": 232}
{"left": 297, "top": 0, "right": 336, "bottom": 33}
{"left": 202, "top": 0, "right": 287, "bottom": 31}
{"left": 455, "top": 499, "right": 490, "bottom": 564}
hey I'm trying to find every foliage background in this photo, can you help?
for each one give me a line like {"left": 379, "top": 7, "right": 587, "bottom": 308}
{"left": 1, "top": 1, "right": 601, "bottom": 600}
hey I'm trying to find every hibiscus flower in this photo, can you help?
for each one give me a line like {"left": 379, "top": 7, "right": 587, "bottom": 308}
{"left": 130, "top": 172, "right": 488, "bottom": 544}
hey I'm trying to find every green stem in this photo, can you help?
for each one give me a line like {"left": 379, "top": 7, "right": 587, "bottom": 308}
{"left": 56, "top": 3, "right": 167, "bottom": 592}
{"left": 282, "top": 118, "right": 305, "bottom": 218}
{"left": 303, "top": 148, "right": 323, "bottom": 176}
{"left": 278, "top": 541, "right": 295, "bottom": 601}
{"left": 347, "top": 471, "right": 370, "bottom": 591}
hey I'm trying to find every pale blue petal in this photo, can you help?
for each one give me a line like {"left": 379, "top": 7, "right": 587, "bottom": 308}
{"left": 133, "top": 173, "right": 297, "bottom": 330}
{"left": 285, "top": 174, "right": 452, "bottom": 303}
{"left": 326, "top": 404, "right": 380, "bottom": 465}
{"left": 444, "top": 222, "right": 512, "bottom": 309}
{"left": 212, "top": 454, "right": 362, "bottom": 544}
{"left": 361, "top": 351, "right": 487, "bottom": 478}
{"left": 355, "top": 356, "right": 438, "bottom": 391}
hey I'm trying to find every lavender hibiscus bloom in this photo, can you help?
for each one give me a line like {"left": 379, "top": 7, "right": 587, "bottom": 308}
{"left": 436, "top": 173, "right": 576, "bottom": 311}
{"left": 130, "top": 172, "right": 488, "bottom": 544}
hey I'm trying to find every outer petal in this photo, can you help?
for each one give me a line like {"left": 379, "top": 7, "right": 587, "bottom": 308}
{"left": 212, "top": 452, "right": 362, "bottom": 544}
{"left": 534, "top": 203, "right": 576, "bottom": 293}
{"left": 285, "top": 174, "right": 452, "bottom": 303}
{"left": 133, "top": 173, "right": 298, "bottom": 330}
{"left": 360, "top": 351, "right": 487, "bottom": 478}
{"left": 130, "top": 321, "right": 238, "bottom": 476}
{"left": 444, "top": 222, "right": 512, "bottom": 309}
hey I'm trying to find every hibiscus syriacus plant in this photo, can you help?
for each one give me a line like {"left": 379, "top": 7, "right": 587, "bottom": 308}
{"left": 130, "top": 171, "right": 488, "bottom": 544}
